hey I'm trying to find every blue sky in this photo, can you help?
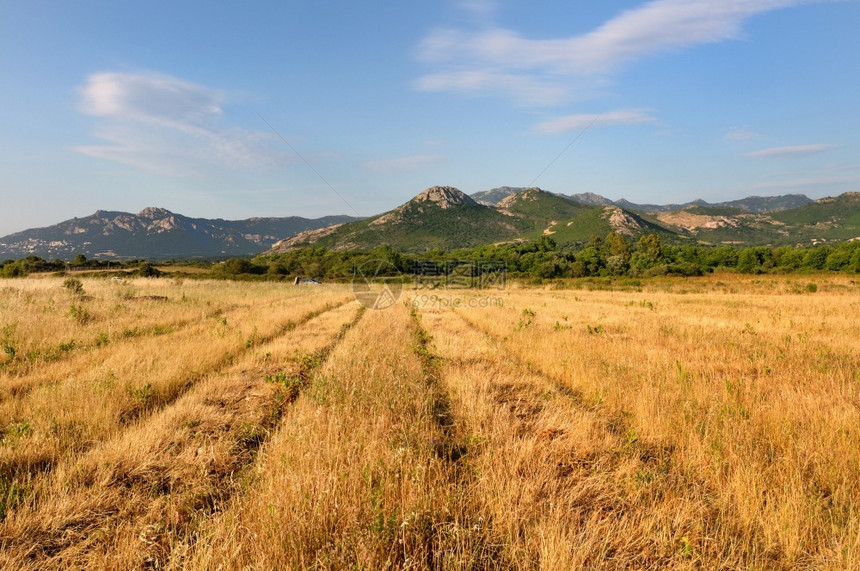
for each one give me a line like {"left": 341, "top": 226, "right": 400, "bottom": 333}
{"left": 1, "top": 0, "right": 858, "bottom": 236}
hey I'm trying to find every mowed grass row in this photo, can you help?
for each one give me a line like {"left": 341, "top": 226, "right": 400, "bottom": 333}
{"left": 0, "top": 279, "right": 353, "bottom": 514}
{"left": 419, "top": 308, "right": 708, "bottom": 569}
{"left": 0, "top": 301, "right": 363, "bottom": 569}
{"left": 457, "top": 280, "right": 860, "bottom": 568}
{"left": 0, "top": 277, "right": 248, "bottom": 377}
{"left": 178, "top": 304, "right": 495, "bottom": 569}
{"left": 0, "top": 278, "right": 348, "bottom": 394}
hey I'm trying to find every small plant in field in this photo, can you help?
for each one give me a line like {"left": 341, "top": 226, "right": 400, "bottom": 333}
{"left": 805, "top": 282, "right": 818, "bottom": 293}
{"left": 553, "top": 321, "right": 572, "bottom": 331}
{"left": 94, "top": 372, "right": 115, "bottom": 393}
{"left": 62, "top": 277, "right": 84, "bottom": 296}
{"left": 57, "top": 339, "right": 76, "bottom": 353}
{"left": 586, "top": 324, "right": 603, "bottom": 334}
{"left": 1, "top": 324, "right": 16, "bottom": 364}
{"left": 517, "top": 308, "right": 535, "bottom": 330}
{"left": 5, "top": 421, "right": 32, "bottom": 439}
{"left": 69, "top": 304, "right": 92, "bottom": 325}
{"left": 206, "top": 312, "right": 228, "bottom": 327}
{"left": 183, "top": 419, "right": 200, "bottom": 429}
{"left": 265, "top": 372, "right": 304, "bottom": 398}
{"left": 94, "top": 332, "right": 109, "bottom": 347}
{"left": 0, "top": 477, "right": 29, "bottom": 520}
{"left": 236, "top": 423, "right": 266, "bottom": 449}
{"left": 675, "top": 359, "right": 692, "bottom": 383}
{"left": 625, "top": 428, "right": 639, "bottom": 448}
{"left": 680, "top": 536, "right": 695, "bottom": 559}
{"left": 132, "top": 383, "right": 155, "bottom": 404}
{"left": 300, "top": 352, "right": 323, "bottom": 370}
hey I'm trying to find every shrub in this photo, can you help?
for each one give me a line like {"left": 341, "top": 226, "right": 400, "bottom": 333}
{"left": 62, "top": 277, "right": 84, "bottom": 295}
{"left": 135, "top": 262, "right": 161, "bottom": 277}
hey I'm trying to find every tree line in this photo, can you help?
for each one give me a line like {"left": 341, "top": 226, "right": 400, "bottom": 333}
{"left": 244, "top": 234, "right": 860, "bottom": 279}
{"left": 2, "top": 235, "right": 859, "bottom": 280}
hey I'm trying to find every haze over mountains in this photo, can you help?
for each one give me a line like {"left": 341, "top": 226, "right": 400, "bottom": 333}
{"left": 2, "top": 187, "right": 858, "bottom": 260}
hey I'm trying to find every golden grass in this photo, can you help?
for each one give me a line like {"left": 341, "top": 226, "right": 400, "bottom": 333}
{"left": 0, "top": 273, "right": 857, "bottom": 569}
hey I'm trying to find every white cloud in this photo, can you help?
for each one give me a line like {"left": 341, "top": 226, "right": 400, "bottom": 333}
{"left": 723, "top": 127, "right": 758, "bottom": 141}
{"left": 363, "top": 154, "right": 447, "bottom": 174}
{"left": 746, "top": 144, "right": 837, "bottom": 159}
{"left": 416, "top": 0, "right": 822, "bottom": 105}
{"left": 79, "top": 71, "right": 224, "bottom": 125}
{"left": 534, "top": 109, "right": 658, "bottom": 134}
{"left": 74, "top": 71, "right": 289, "bottom": 176}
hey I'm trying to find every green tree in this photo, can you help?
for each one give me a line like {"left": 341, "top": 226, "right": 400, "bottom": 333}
{"left": 605, "top": 232, "right": 631, "bottom": 261}
{"left": 802, "top": 246, "right": 831, "bottom": 270}
{"left": 737, "top": 248, "right": 773, "bottom": 274}
{"left": 575, "top": 247, "right": 603, "bottom": 275}
{"left": 637, "top": 234, "right": 663, "bottom": 264}
{"left": 772, "top": 246, "right": 804, "bottom": 270}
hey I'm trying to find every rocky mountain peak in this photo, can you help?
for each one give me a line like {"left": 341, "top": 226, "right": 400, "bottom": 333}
{"left": 497, "top": 187, "right": 544, "bottom": 208}
{"left": 138, "top": 207, "right": 173, "bottom": 219}
{"left": 411, "top": 186, "right": 476, "bottom": 209}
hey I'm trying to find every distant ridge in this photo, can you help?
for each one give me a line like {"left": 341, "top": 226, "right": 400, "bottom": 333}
{"left": 268, "top": 186, "right": 675, "bottom": 253}
{"left": 471, "top": 187, "right": 813, "bottom": 213}
{"left": 0, "top": 209, "right": 357, "bottom": 260}
{"left": 2, "top": 188, "right": 857, "bottom": 260}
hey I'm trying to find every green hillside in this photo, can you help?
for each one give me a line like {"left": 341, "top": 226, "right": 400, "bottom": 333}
{"left": 266, "top": 189, "right": 860, "bottom": 254}
{"left": 771, "top": 192, "right": 860, "bottom": 226}
{"left": 498, "top": 188, "right": 593, "bottom": 230}
{"left": 269, "top": 186, "right": 529, "bottom": 253}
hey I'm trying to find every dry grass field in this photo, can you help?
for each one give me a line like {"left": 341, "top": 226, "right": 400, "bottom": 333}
{"left": 0, "top": 274, "right": 857, "bottom": 569}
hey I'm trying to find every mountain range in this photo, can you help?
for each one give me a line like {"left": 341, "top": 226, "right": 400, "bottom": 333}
{"left": 2, "top": 188, "right": 859, "bottom": 260}
{"left": 472, "top": 187, "right": 813, "bottom": 213}
{"left": 0, "top": 208, "right": 357, "bottom": 260}
{"left": 269, "top": 187, "right": 860, "bottom": 253}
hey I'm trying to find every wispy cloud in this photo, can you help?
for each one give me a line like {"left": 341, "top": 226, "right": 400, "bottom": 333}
{"left": 723, "top": 127, "right": 758, "bottom": 141}
{"left": 74, "top": 71, "right": 289, "bottom": 176}
{"left": 415, "top": 70, "right": 570, "bottom": 106}
{"left": 417, "top": 0, "right": 822, "bottom": 105}
{"left": 362, "top": 154, "right": 447, "bottom": 174}
{"left": 534, "top": 109, "right": 658, "bottom": 134}
{"left": 456, "top": 0, "right": 498, "bottom": 20}
{"left": 750, "top": 175, "right": 859, "bottom": 191}
{"left": 746, "top": 144, "right": 837, "bottom": 159}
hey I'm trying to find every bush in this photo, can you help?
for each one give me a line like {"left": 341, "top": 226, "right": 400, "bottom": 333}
{"left": 62, "top": 277, "right": 84, "bottom": 295}
{"left": 135, "top": 262, "right": 161, "bottom": 277}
